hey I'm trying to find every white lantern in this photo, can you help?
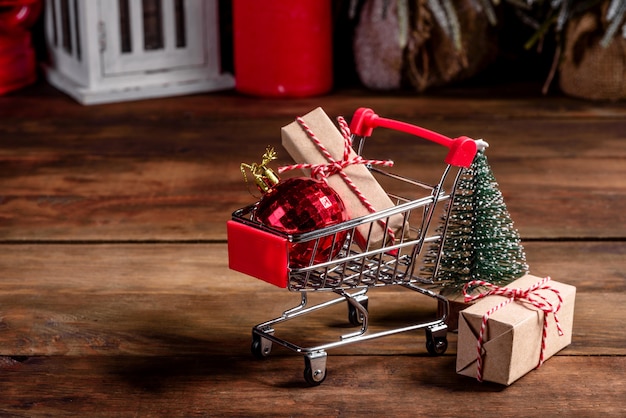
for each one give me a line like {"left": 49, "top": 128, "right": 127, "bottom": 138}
{"left": 44, "top": 0, "right": 234, "bottom": 105}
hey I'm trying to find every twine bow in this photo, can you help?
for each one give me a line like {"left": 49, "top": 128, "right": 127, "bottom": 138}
{"left": 462, "top": 277, "right": 564, "bottom": 382}
{"left": 279, "top": 116, "right": 395, "bottom": 242}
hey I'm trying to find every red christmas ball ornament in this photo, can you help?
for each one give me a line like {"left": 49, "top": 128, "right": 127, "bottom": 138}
{"left": 242, "top": 148, "right": 348, "bottom": 268}
{"left": 255, "top": 177, "right": 348, "bottom": 267}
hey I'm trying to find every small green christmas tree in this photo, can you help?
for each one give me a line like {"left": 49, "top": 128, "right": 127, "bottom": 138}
{"left": 422, "top": 145, "right": 529, "bottom": 296}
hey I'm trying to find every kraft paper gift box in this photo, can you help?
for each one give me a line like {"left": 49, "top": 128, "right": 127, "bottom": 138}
{"left": 281, "top": 107, "right": 406, "bottom": 250}
{"left": 456, "top": 274, "right": 576, "bottom": 385}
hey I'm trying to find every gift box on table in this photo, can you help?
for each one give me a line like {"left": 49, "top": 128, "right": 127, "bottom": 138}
{"left": 456, "top": 274, "right": 576, "bottom": 385}
{"left": 281, "top": 107, "right": 406, "bottom": 250}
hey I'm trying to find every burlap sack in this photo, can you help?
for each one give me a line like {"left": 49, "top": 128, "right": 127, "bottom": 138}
{"left": 353, "top": 0, "right": 498, "bottom": 92}
{"left": 559, "top": 4, "right": 626, "bottom": 101}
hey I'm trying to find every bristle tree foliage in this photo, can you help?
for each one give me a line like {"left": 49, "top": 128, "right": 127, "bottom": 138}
{"left": 421, "top": 149, "right": 529, "bottom": 296}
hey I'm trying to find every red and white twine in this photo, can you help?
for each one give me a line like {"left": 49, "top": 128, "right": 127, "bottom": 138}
{"left": 462, "top": 276, "right": 564, "bottom": 382}
{"left": 279, "top": 116, "right": 395, "bottom": 241}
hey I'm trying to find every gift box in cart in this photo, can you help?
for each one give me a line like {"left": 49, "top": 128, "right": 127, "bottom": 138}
{"left": 227, "top": 108, "right": 479, "bottom": 385}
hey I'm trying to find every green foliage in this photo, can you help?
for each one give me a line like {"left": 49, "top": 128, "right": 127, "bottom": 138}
{"left": 421, "top": 149, "right": 529, "bottom": 296}
{"left": 349, "top": 0, "right": 626, "bottom": 48}
{"left": 513, "top": 0, "right": 626, "bottom": 48}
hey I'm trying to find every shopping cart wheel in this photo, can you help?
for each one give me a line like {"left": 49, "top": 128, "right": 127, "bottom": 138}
{"left": 426, "top": 336, "right": 448, "bottom": 356}
{"left": 251, "top": 333, "right": 273, "bottom": 359}
{"left": 347, "top": 295, "right": 369, "bottom": 326}
{"left": 303, "top": 351, "right": 327, "bottom": 386}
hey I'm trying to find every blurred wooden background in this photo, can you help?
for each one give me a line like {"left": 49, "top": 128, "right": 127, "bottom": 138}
{"left": 1, "top": 80, "right": 625, "bottom": 416}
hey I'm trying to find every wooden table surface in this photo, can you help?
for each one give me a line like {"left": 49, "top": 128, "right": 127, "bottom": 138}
{"left": 1, "top": 82, "right": 625, "bottom": 417}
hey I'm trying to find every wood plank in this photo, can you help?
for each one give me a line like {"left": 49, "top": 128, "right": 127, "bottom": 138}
{"left": 0, "top": 355, "right": 623, "bottom": 417}
{"left": 0, "top": 243, "right": 623, "bottom": 357}
{"left": 524, "top": 241, "right": 626, "bottom": 293}
{"left": 2, "top": 242, "right": 620, "bottom": 294}
{"left": 2, "top": 113, "right": 625, "bottom": 240}
{"left": 4, "top": 83, "right": 626, "bottom": 120}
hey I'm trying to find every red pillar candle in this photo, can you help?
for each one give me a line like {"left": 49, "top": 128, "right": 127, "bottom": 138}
{"left": 233, "top": 0, "right": 333, "bottom": 98}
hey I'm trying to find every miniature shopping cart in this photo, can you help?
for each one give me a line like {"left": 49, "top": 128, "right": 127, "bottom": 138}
{"left": 227, "top": 108, "right": 478, "bottom": 385}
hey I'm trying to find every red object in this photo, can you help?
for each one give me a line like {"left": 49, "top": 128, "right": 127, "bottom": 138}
{"left": 254, "top": 177, "right": 348, "bottom": 268}
{"left": 227, "top": 177, "right": 348, "bottom": 287}
{"left": 232, "top": 0, "right": 333, "bottom": 98}
{"left": 227, "top": 220, "right": 290, "bottom": 288}
{"left": 350, "top": 107, "right": 478, "bottom": 168}
{"left": 0, "top": 0, "right": 42, "bottom": 95}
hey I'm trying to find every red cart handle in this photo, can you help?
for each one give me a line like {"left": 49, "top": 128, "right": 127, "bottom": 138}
{"left": 350, "top": 107, "right": 477, "bottom": 168}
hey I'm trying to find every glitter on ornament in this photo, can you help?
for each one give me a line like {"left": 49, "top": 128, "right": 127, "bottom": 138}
{"left": 241, "top": 147, "right": 348, "bottom": 268}
{"left": 255, "top": 177, "right": 348, "bottom": 267}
